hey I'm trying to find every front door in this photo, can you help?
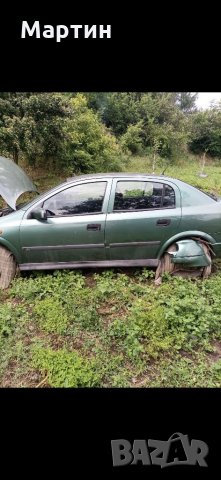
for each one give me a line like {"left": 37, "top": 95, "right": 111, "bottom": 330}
{"left": 20, "top": 180, "right": 110, "bottom": 266}
{"left": 105, "top": 179, "right": 181, "bottom": 261}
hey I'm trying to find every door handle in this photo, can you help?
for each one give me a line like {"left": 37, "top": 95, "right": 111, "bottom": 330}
{"left": 87, "top": 224, "right": 101, "bottom": 231}
{"left": 156, "top": 219, "right": 171, "bottom": 226}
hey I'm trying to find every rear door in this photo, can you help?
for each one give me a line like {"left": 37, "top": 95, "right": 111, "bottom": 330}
{"left": 105, "top": 178, "right": 181, "bottom": 261}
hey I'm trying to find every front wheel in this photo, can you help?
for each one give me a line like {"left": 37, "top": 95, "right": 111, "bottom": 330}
{"left": 0, "top": 246, "right": 17, "bottom": 289}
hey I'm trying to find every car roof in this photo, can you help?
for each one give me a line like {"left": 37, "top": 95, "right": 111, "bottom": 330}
{"left": 64, "top": 172, "right": 191, "bottom": 190}
{"left": 66, "top": 172, "right": 175, "bottom": 182}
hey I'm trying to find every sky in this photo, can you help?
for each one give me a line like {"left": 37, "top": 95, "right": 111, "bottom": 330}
{"left": 195, "top": 92, "right": 221, "bottom": 109}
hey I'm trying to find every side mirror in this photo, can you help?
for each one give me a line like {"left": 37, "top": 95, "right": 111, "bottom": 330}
{"left": 31, "top": 207, "right": 47, "bottom": 221}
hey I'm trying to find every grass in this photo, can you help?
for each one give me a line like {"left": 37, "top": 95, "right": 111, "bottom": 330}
{"left": 1, "top": 154, "right": 221, "bottom": 387}
{"left": 126, "top": 153, "right": 221, "bottom": 196}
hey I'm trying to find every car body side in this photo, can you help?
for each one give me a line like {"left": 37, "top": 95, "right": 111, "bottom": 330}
{"left": 0, "top": 174, "right": 221, "bottom": 269}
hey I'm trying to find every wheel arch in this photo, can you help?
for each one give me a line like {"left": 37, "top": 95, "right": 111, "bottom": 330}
{"left": 157, "top": 231, "right": 216, "bottom": 259}
{"left": 0, "top": 239, "right": 20, "bottom": 263}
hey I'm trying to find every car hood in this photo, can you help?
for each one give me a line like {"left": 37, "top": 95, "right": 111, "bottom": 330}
{"left": 0, "top": 156, "right": 37, "bottom": 210}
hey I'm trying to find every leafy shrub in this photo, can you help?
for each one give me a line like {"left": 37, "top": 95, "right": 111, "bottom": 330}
{"left": 64, "top": 94, "right": 122, "bottom": 173}
{"left": 0, "top": 302, "right": 29, "bottom": 380}
{"left": 32, "top": 347, "right": 103, "bottom": 387}
{"left": 157, "top": 276, "right": 221, "bottom": 347}
{"left": 106, "top": 302, "right": 173, "bottom": 362}
{"left": 10, "top": 271, "right": 85, "bottom": 301}
{"left": 33, "top": 298, "right": 69, "bottom": 334}
{"left": 120, "top": 122, "right": 144, "bottom": 155}
{"left": 0, "top": 303, "right": 28, "bottom": 338}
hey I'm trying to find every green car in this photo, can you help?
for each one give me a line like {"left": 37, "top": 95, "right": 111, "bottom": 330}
{"left": 0, "top": 155, "right": 221, "bottom": 288}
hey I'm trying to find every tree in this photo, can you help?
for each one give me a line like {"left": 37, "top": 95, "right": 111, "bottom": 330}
{"left": 120, "top": 121, "right": 144, "bottom": 155}
{"left": 101, "top": 93, "right": 139, "bottom": 136}
{"left": 64, "top": 94, "right": 121, "bottom": 173}
{"left": 81, "top": 92, "right": 192, "bottom": 162}
{"left": 0, "top": 93, "right": 25, "bottom": 163}
{"left": 189, "top": 107, "right": 221, "bottom": 157}
{"left": 151, "top": 137, "right": 161, "bottom": 174}
{"left": 83, "top": 92, "right": 109, "bottom": 113}
{"left": 175, "top": 93, "right": 198, "bottom": 113}
{"left": 124, "top": 94, "right": 190, "bottom": 160}
{"left": 0, "top": 93, "right": 70, "bottom": 166}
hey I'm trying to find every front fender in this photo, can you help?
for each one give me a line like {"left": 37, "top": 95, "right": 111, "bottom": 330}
{"left": 157, "top": 231, "right": 216, "bottom": 259}
{"left": 0, "top": 238, "right": 21, "bottom": 263}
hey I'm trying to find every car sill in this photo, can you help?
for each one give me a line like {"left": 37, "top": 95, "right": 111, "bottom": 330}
{"left": 19, "top": 259, "right": 159, "bottom": 270}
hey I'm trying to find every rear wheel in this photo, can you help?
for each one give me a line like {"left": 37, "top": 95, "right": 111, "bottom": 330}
{"left": 155, "top": 241, "right": 212, "bottom": 285}
{"left": 0, "top": 246, "right": 17, "bottom": 289}
{"left": 201, "top": 242, "right": 212, "bottom": 279}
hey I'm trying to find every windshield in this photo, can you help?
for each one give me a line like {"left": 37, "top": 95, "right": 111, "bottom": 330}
{"left": 16, "top": 191, "right": 40, "bottom": 209}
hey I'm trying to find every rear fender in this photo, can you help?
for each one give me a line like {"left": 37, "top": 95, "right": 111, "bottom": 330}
{"left": 158, "top": 231, "right": 215, "bottom": 259}
{"left": 168, "top": 239, "right": 211, "bottom": 267}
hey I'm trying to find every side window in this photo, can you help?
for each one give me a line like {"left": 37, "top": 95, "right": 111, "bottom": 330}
{"left": 113, "top": 181, "right": 175, "bottom": 211}
{"left": 162, "top": 184, "right": 175, "bottom": 207}
{"left": 43, "top": 182, "right": 107, "bottom": 216}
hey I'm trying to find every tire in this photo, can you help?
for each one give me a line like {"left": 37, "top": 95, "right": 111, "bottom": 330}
{"left": 200, "top": 242, "right": 212, "bottom": 279}
{"left": 0, "top": 246, "right": 17, "bottom": 289}
{"left": 155, "top": 243, "right": 177, "bottom": 284}
{"left": 155, "top": 240, "right": 212, "bottom": 284}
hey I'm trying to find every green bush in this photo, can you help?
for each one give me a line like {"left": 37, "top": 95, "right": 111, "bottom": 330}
{"left": 10, "top": 271, "right": 85, "bottom": 301}
{"left": 120, "top": 122, "right": 144, "bottom": 155}
{"left": 64, "top": 94, "right": 122, "bottom": 173}
{"left": 0, "top": 303, "right": 28, "bottom": 339}
{"left": 33, "top": 298, "right": 69, "bottom": 334}
{"left": 32, "top": 347, "right": 103, "bottom": 387}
